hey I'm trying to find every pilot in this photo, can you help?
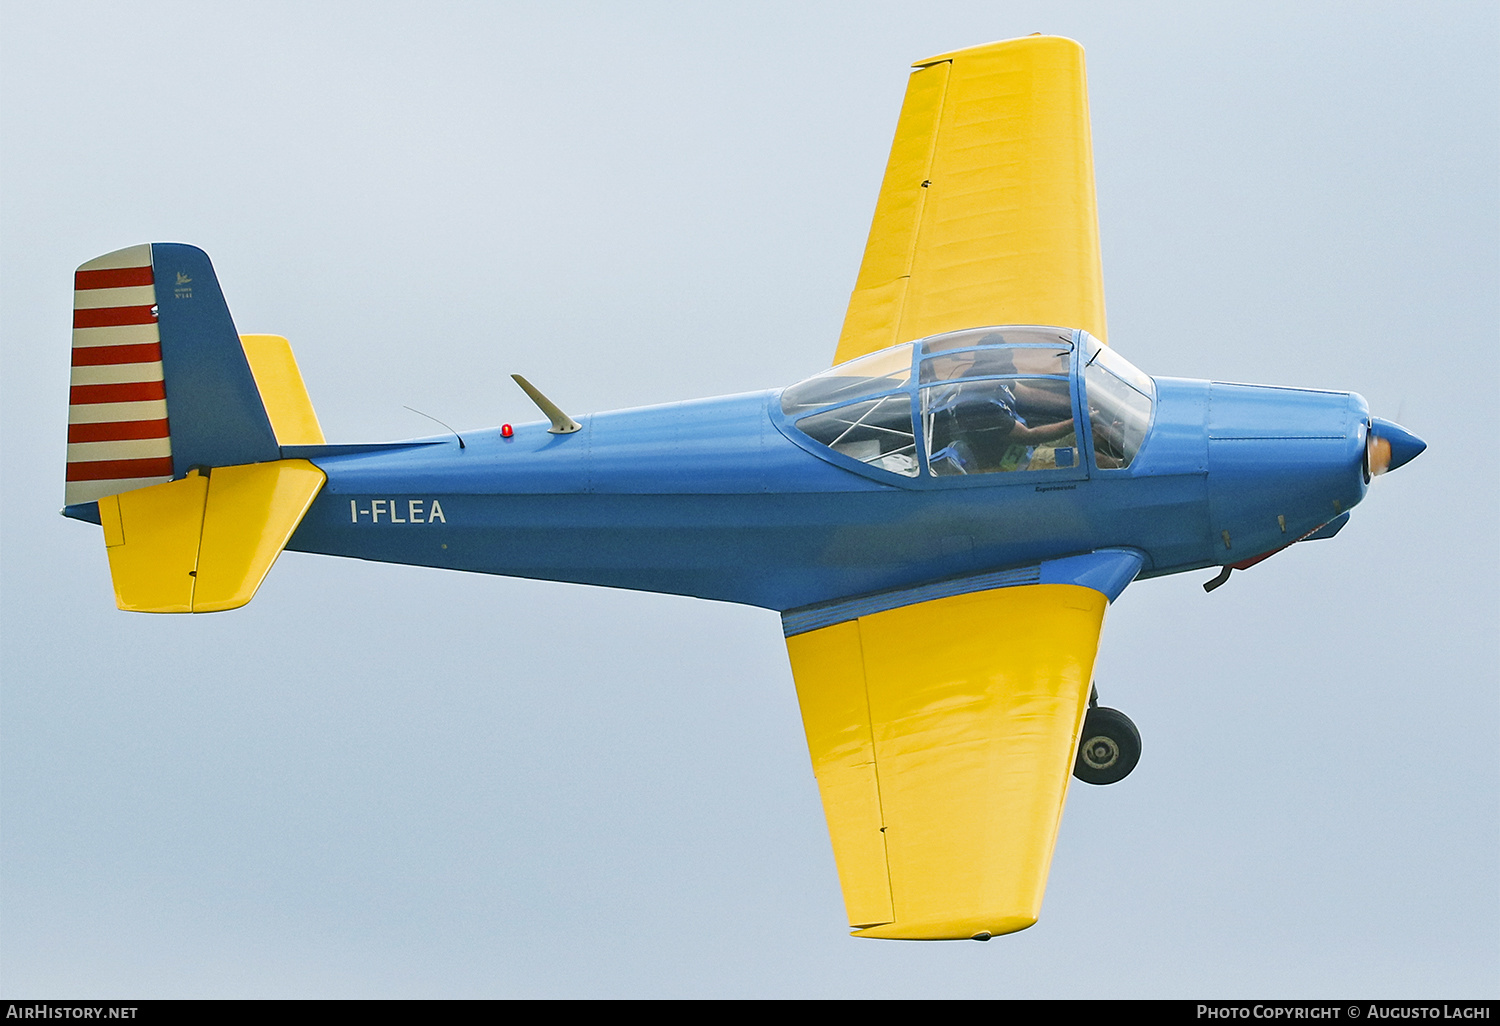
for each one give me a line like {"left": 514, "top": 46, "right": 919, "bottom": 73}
{"left": 992, "top": 348, "right": 1074, "bottom": 420}
{"left": 926, "top": 352, "right": 1074, "bottom": 474}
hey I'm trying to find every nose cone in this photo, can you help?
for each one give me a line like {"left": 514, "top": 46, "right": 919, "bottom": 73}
{"left": 1369, "top": 417, "right": 1427, "bottom": 475}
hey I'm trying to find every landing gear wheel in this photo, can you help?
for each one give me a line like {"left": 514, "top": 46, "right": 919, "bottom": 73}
{"left": 1073, "top": 706, "right": 1140, "bottom": 785}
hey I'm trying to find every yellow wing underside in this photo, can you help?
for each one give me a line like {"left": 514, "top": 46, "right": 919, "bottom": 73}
{"left": 784, "top": 584, "right": 1107, "bottom": 939}
{"left": 835, "top": 35, "right": 1107, "bottom": 365}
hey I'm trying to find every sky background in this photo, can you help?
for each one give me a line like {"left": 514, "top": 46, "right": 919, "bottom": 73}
{"left": 2, "top": 1, "right": 1496, "bottom": 999}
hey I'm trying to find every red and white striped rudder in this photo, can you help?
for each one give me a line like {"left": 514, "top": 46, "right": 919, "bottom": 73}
{"left": 65, "top": 244, "right": 173, "bottom": 505}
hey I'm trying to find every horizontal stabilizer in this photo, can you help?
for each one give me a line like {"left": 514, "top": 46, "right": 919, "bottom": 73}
{"left": 98, "top": 459, "right": 325, "bottom": 612}
{"left": 240, "top": 334, "right": 325, "bottom": 446}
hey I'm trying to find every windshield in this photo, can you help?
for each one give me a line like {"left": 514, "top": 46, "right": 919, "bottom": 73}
{"left": 1082, "top": 335, "right": 1154, "bottom": 469}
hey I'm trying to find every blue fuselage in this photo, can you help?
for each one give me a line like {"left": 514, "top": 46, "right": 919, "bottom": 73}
{"left": 285, "top": 376, "right": 1371, "bottom": 612}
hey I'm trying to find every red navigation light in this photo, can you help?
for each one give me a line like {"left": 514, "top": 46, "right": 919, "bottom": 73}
{"left": 501, "top": 424, "right": 514, "bottom": 438}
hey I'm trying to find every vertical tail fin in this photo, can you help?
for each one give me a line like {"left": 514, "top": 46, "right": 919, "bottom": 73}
{"left": 66, "top": 243, "right": 282, "bottom": 507}
{"left": 65, "top": 244, "right": 325, "bottom": 612}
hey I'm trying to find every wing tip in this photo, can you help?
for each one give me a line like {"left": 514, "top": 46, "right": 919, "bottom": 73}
{"left": 851, "top": 913, "right": 1038, "bottom": 940}
{"left": 913, "top": 33, "right": 1084, "bottom": 69}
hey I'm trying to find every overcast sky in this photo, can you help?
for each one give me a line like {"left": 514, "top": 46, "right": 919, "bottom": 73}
{"left": 3, "top": 1, "right": 1496, "bottom": 998}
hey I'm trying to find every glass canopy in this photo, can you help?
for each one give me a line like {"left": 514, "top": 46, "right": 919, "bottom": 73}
{"left": 781, "top": 327, "right": 1155, "bottom": 478}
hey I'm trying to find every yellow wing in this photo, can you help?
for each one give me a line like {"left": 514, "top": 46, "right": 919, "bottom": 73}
{"left": 835, "top": 35, "right": 1107, "bottom": 365}
{"left": 784, "top": 583, "right": 1106, "bottom": 939}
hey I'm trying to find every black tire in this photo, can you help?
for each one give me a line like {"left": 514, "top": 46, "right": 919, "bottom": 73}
{"left": 1073, "top": 706, "right": 1141, "bottom": 785}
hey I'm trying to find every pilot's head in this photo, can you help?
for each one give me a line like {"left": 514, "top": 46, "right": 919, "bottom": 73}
{"left": 929, "top": 349, "right": 978, "bottom": 381}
